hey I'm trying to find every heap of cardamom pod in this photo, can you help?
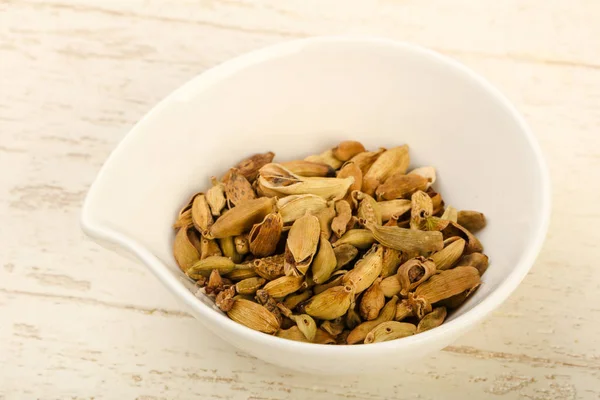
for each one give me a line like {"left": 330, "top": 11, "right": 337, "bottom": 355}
{"left": 173, "top": 141, "right": 488, "bottom": 345}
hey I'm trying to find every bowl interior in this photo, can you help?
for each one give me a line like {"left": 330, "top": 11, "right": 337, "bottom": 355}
{"left": 83, "top": 38, "right": 547, "bottom": 347}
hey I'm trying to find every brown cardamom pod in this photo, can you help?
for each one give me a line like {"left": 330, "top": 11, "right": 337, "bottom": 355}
{"left": 249, "top": 212, "right": 283, "bottom": 257}
{"left": 222, "top": 151, "right": 275, "bottom": 183}
{"left": 359, "top": 278, "right": 385, "bottom": 320}
{"left": 456, "top": 252, "right": 489, "bottom": 275}
{"left": 227, "top": 299, "right": 279, "bottom": 334}
{"left": 173, "top": 227, "right": 201, "bottom": 272}
{"left": 362, "top": 145, "right": 410, "bottom": 196}
{"left": 375, "top": 173, "right": 429, "bottom": 201}
{"left": 417, "top": 307, "right": 447, "bottom": 333}
{"left": 364, "top": 321, "right": 416, "bottom": 343}
{"left": 347, "top": 296, "right": 398, "bottom": 344}
{"left": 342, "top": 244, "right": 384, "bottom": 293}
{"left": 280, "top": 160, "right": 335, "bottom": 177}
{"left": 457, "top": 210, "right": 486, "bottom": 232}
{"left": 303, "top": 285, "right": 354, "bottom": 320}
{"left": 410, "top": 266, "right": 480, "bottom": 319}
{"left": 396, "top": 257, "right": 437, "bottom": 297}
{"left": 253, "top": 254, "right": 285, "bottom": 280}
{"left": 207, "top": 197, "right": 277, "bottom": 239}
{"left": 332, "top": 140, "right": 366, "bottom": 161}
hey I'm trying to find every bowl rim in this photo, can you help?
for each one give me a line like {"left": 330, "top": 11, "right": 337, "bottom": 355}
{"left": 82, "top": 35, "right": 551, "bottom": 355}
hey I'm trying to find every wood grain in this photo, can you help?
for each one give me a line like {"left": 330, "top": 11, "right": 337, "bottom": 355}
{"left": 1, "top": 0, "right": 600, "bottom": 398}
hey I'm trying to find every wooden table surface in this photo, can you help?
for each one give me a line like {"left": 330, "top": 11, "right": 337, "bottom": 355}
{"left": 1, "top": 1, "right": 600, "bottom": 399}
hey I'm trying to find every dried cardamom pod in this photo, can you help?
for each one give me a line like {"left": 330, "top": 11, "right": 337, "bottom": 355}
{"left": 345, "top": 306, "right": 362, "bottom": 330}
{"left": 207, "top": 197, "right": 277, "bottom": 239}
{"left": 276, "top": 325, "right": 310, "bottom": 342}
{"left": 457, "top": 210, "right": 487, "bottom": 232}
{"left": 349, "top": 148, "right": 385, "bottom": 176}
{"left": 222, "top": 151, "right": 275, "bottom": 183}
{"left": 173, "top": 208, "right": 193, "bottom": 229}
{"left": 347, "top": 295, "right": 398, "bottom": 344}
{"left": 427, "top": 188, "right": 445, "bottom": 216}
{"left": 437, "top": 283, "right": 480, "bottom": 309}
{"left": 342, "top": 244, "right": 384, "bottom": 293}
{"left": 360, "top": 278, "right": 385, "bottom": 320}
{"left": 333, "top": 229, "right": 375, "bottom": 250}
{"left": 362, "top": 145, "right": 410, "bottom": 195}
{"left": 321, "top": 318, "right": 345, "bottom": 336}
{"left": 354, "top": 191, "right": 382, "bottom": 226}
{"left": 224, "top": 168, "right": 256, "bottom": 207}
{"left": 258, "top": 163, "right": 353, "bottom": 200}
{"left": 205, "top": 269, "right": 224, "bottom": 296}
{"left": 456, "top": 252, "right": 489, "bottom": 275}
{"left": 206, "top": 177, "right": 227, "bottom": 217}
{"left": 175, "top": 192, "right": 201, "bottom": 226}
{"left": 235, "top": 277, "right": 266, "bottom": 295}
{"left": 227, "top": 299, "right": 279, "bottom": 334}
{"left": 375, "top": 173, "right": 429, "bottom": 201}
{"left": 430, "top": 237, "right": 466, "bottom": 270}
{"left": 186, "top": 256, "right": 239, "bottom": 279}
{"left": 410, "top": 190, "right": 433, "bottom": 230}
{"left": 284, "top": 214, "right": 320, "bottom": 276}
{"left": 215, "top": 286, "right": 236, "bottom": 312}
{"left": 255, "top": 289, "right": 283, "bottom": 325}
{"left": 303, "top": 285, "right": 354, "bottom": 320}
{"left": 192, "top": 194, "right": 213, "bottom": 235}
{"left": 313, "top": 328, "right": 337, "bottom": 344}
{"left": 379, "top": 199, "right": 412, "bottom": 223}
{"left": 331, "top": 200, "right": 352, "bottom": 237}
{"left": 425, "top": 216, "right": 449, "bottom": 231}
{"left": 200, "top": 237, "right": 223, "bottom": 259}
{"left": 263, "top": 275, "right": 306, "bottom": 298}
{"left": 314, "top": 204, "right": 336, "bottom": 238}
{"left": 234, "top": 234, "right": 249, "bottom": 255}
{"left": 396, "top": 257, "right": 436, "bottom": 297}
{"left": 289, "top": 314, "right": 317, "bottom": 341}
{"left": 380, "top": 247, "right": 404, "bottom": 277}
{"left": 441, "top": 205, "right": 458, "bottom": 222}
{"left": 417, "top": 307, "right": 447, "bottom": 333}
{"left": 337, "top": 162, "right": 363, "bottom": 205}
{"left": 280, "top": 160, "right": 335, "bottom": 177}
{"left": 408, "top": 166, "right": 436, "bottom": 188}
{"left": 380, "top": 275, "right": 401, "bottom": 297}
{"left": 312, "top": 234, "right": 337, "bottom": 284}
{"left": 173, "top": 227, "right": 201, "bottom": 272}
{"left": 332, "top": 140, "right": 366, "bottom": 161}
{"left": 442, "top": 221, "right": 483, "bottom": 254}
{"left": 174, "top": 145, "right": 488, "bottom": 344}
{"left": 410, "top": 266, "right": 480, "bottom": 318}
{"left": 226, "top": 264, "right": 258, "bottom": 281}
{"left": 395, "top": 299, "right": 414, "bottom": 321}
{"left": 253, "top": 254, "right": 285, "bottom": 280}
{"left": 304, "top": 149, "right": 343, "bottom": 170}
{"left": 365, "top": 223, "right": 443, "bottom": 253}
{"left": 364, "top": 321, "right": 416, "bottom": 343}
{"left": 278, "top": 194, "right": 328, "bottom": 224}
{"left": 283, "top": 290, "right": 312, "bottom": 310}
{"left": 219, "top": 236, "right": 244, "bottom": 264}
{"left": 333, "top": 244, "right": 359, "bottom": 270}
{"left": 313, "top": 272, "right": 346, "bottom": 295}
{"left": 248, "top": 212, "right": 283, "bottom": 257}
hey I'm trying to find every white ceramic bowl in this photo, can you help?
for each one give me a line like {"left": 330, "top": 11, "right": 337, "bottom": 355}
{"left": 81, "top": 36, "right": 550, "bottom": 374}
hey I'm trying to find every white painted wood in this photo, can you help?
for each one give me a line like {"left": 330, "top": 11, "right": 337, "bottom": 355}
{"left": 1, "top": 0, "right": 599, "bottom": 398}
